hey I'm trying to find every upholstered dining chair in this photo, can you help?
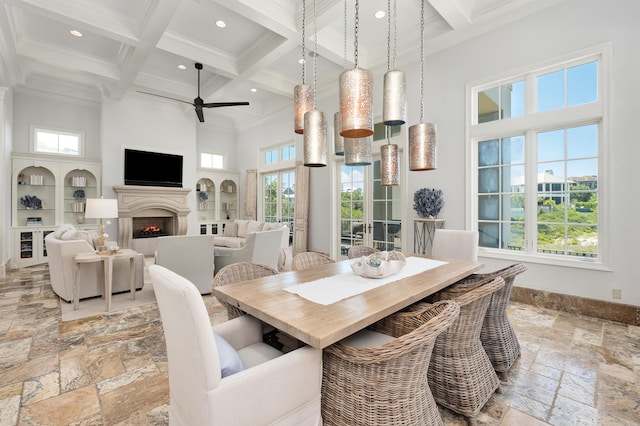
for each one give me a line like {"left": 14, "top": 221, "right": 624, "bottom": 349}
{"left": 322, "top": 300, "right": 460, "bottom": 426}
{"left": 473, "top": 262, "right": 528, "bottom": 380}
{"left": 150, "top": 265, "right": 323, "bottom": 426}
{"left": 431, "top": 229, "right": 479, "bottom": 261}
{"left": 291, "top": 251, "right": 335, "bottom": 271}
{"left": 213, "top": 262, "right": 278, "bottom": 319}
{"left": 346, "top": 245, "right": 378, "bottom": 259}
{"left": 423, "top": 275, "right": 505, "bottom": 426}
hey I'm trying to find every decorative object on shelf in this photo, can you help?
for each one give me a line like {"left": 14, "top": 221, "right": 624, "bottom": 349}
{"left": 20, "top": 195, "right": 43, "bottom": 210}
{"left": 351, "top": 250, "right": 406, "bottom": 279}
{"left": 71, "top": 176, "right": 86, "bottom": 187}
{"left": 413, "top": 188, "right": 444, "bottom": 218}
{"left": 30, "top": 175, "right": 44, "bottom": 185}
{"left": 71, "top": 201, "right": 85, "bottom": 213}
{"left": 409, "top": 0, "right": 437, "bottom": 171}
{"left": 18, "top": 173, "right": 27, "bottom": 185}
{"left": 294, "top": 0, "right": 313, "bottom": 134}
{"left": 73, "top": 189, "right": 85, "bottom": 199}
{"left": 85, "top": 198, "right": 118, "bottom": 251}
{"left": 198, "top": 191, "right": 208, "bottom": 202}
{"left": 26, "top": 217, "right": 42, "bottom": 226}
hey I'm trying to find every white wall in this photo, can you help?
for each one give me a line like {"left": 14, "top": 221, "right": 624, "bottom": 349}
{"left": 0, "top": 88, "right": 12, "bottom": 275}
{"left": 101, "top": 93, "right": 198, "bottom": 237}
{"left": 237, "top": 0, "right": 640, "bottom": 306}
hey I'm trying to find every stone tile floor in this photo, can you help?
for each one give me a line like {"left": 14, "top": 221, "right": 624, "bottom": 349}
{"left": 1, "top": 264, "right": 639, "bottom": 425}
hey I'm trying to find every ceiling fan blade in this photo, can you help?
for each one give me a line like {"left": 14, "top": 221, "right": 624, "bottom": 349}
{"left": 202, "top": 101, "right": 250, "bottom": 108}
{"left": 137, "top": 91, "right": 193, "bottom": 106}
{"left": 195, "top": 107, "right": 205, "bottom": 122}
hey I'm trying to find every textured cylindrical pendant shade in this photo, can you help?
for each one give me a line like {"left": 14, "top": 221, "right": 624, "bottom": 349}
{"left": 303, "top": 110, "right": 327, "bottom": 167}
{"left": 409, "top": 122, "right": 437, "bottom": 171}
{"left": 344, "top": 137, "right": 372, "bottom": 166}
{"left": 339, "top": 68, "right": 374, "bottom": 138}
{"left": 381, "top": 143, "right": 400, "bottom": 186}
{"left": 294, "top": 84, "right": 314, "bottom": 134}
{"left": 383, "top": 70, "right": 406, "bottom": 126}
{"left": 333, "top": 112, "right": 344, "bottom": 156}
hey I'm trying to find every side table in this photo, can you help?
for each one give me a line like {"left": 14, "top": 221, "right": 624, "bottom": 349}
{"left": 414, "top": 218, "right": 445, "bottom": 255}
{"left": 72, "top": 249, "right": 138, "bottom": 312}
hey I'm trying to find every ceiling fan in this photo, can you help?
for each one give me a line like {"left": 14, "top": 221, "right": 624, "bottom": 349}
{"left": 138, "top": 62, "right": 249, "bottom": 122}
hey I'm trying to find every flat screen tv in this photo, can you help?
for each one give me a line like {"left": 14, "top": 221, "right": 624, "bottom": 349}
{"left": 124, "top": 149, "right": 183, "bottom": 187}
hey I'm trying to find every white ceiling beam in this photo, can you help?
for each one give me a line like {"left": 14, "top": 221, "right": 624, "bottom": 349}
{"left": 111, "top": 0, "right": 184, "bottom": 99}
{"left": 426, "top": 0, "right": 472, "bottom": 30}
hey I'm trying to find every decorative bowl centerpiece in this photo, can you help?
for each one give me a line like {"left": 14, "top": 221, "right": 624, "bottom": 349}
{"left": 351, "top": 251, "right": 407, "bottom": 279}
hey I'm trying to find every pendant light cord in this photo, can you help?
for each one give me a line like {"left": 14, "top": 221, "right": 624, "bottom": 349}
{"left": 312, "top": 0, "right": 318, "bottom": 108}
{"left": 354, "top": 0, "right": 359, "bottom": 69}
{"left": 419, "top": 0, "right": 425, "bottom": 123}
{"left": 301, "top": 0, "right": 306, "bottom": 85}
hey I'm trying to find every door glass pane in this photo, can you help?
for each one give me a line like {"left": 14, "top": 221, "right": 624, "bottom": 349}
{"left": 340, "top": 165, "right": 365, "bottom": 256}
{"left": 372, "top": 159, "right": 401, "bottom": 251}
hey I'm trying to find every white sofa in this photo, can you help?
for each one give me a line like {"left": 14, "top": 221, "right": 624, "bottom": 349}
{"left": 214, "top": 220, "right": 291, "bottom": 271}
{"left": 45, "top": 227, "right": 144, "bottom": 302}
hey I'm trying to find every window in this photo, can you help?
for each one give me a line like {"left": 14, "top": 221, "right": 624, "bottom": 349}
{"left": 200, "top": 152, "right": 224, "bottom": 169}
{"left": 469, "top": 46, "right": 607, "bottom": 268}
{"left": 33, "top": 127, "right": 83, "bottom": 156}
{"left": 259, "top": 142, "right": 297, "bottom": 242}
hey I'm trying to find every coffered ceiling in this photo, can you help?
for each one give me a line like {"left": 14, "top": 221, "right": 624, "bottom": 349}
{"left": 0, "top": 0, "right": 563, "bottom": 129}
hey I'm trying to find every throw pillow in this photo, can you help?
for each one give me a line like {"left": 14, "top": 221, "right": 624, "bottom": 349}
{"left": 213, "top": 333, "right": 245, "bottom": 377}
{"left": 236, "top": 220, "right": 250, "bottom": 238}
{"left": 246, "top": 220, "right": 264, "bottom": 234}
{"left": 53, "top": 223, "right": 76, "bottom": 239}
{"left": 223, "top": 221, "right": 238, "bottom": 237}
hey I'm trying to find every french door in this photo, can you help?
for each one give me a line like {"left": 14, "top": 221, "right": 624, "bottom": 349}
{"left": 337, "top": 156, "right": 402, "bottom": 259}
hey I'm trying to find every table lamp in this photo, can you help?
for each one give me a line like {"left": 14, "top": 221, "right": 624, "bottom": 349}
{"left": 85, "top": 198, "right": 118, "bottom": 253}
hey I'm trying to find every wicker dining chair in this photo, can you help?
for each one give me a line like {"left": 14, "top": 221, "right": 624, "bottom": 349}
{"left": 291, "top": 251, "right": 335, "bottom": 271}
{"left": 346, "top": 245, "right": 378, "bottom": 259}
{"left": 424, "top": 275, "right": 505, "bottom": 426}
{"left": 322, "top": 300, "right": 460, "bottom": 426}
{"left": 212, "top": 262, "right": 278, "bottom": 319}
{"left": 473, "top": 263, "right": 528, "bottom": 380}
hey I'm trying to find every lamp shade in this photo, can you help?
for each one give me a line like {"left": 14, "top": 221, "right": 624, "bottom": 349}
{"left": 344, "top": 136, "right": 372, "bottom": 166}
{"left": 294, "top": 84, "right": 314, "bottom": 134}
{"left": 383, "top": 70, "right": 406, "bottom": 126}
{"left": 409, "top": 123, "right": 437, "bottom": 171}
{"left": 339, "top": 68, "right": 374, "bottom": 138}
{"left": 334, "top": 112, "right": 344, "bottom": 156}
{"left": 380, "top": 143, "right": 400, "bottom": 186}
{"left": 303, "top": 110, "right": 327, "bottom": 167}
{"left": 84, "top": 198, "right": 118, "bottom": 219}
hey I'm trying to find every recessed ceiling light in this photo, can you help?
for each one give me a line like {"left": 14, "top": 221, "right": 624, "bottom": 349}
{"left": 69, "top": 30, "right": 83, "bottom": 37}
{"left": 298, "top": 58, "right": 305, "bottom": 65}
{"left": 215, "top": 20, "right": 226, "bottom": 28}
{"left": 374, "top": 10, "right": 385, "bottom": 19}
{"left": 177, "top": 64, "right": 186, "bottom": 70}
{"left": 250, "top": 88, "right": 257, "bottom": 93}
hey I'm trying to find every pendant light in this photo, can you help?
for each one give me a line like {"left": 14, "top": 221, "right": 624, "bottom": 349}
{"left": 409, "top": 0, "right": 436, "bottom": 171}
{"left": 383, "top": 0, "right": 405, "bottom": 126}
{"left": 344, "top": 136, "right": 372, "bottom": 166}
{"left": 303, "top": 0, "right": 327, "bottom": 167}
{"left": 334, "top": 112, "right": 344, "bottom": 156}
{"left": 381, "top": 0, "right": 401, "bottom": 186}
{"left": 294, "top": 0, "right": 313, "bottom": 134}
{"left": 339, "top": 0, "right": 373, "bottom": 138}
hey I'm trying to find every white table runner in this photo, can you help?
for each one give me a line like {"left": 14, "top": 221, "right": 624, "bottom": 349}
{"left": 284, "top": 256, "right": 448, "bottom": 305}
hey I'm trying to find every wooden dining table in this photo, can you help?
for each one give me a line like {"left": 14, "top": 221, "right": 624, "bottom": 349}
{"left": 212, "top": 254, "right": 483, "bottom": 349}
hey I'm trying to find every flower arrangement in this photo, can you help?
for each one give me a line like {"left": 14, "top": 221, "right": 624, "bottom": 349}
{"left": 73, "top": 189, "right": 85, "bottom": 199}
{"left": 198, "top": 191, "right": 208, "bottom": 202}
{"left": 413, "top": 188, "right": 444, "bottom": 218}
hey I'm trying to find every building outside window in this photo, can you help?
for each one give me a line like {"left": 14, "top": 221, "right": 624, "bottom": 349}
{"left": 468, "top": 45, "right": 607, "bottom": 268}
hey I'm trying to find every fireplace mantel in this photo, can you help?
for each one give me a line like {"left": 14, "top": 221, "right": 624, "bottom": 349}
{"left": 113, "top": 185, "right": 192, "bottom": 249}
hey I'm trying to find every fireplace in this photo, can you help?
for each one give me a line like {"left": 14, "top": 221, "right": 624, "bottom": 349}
{"left": 113, "top": 185, "right": 191, "bottom": 255}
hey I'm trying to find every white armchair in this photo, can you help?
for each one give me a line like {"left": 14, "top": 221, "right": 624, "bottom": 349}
{"left": 214, "top": 228, "right": 284, "bottom": 273}
{"left": 155, "top": 235, "right": 215, "bottom": 294}
{"left": 150, "top": 265, "right": 322, "bottom": 426}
